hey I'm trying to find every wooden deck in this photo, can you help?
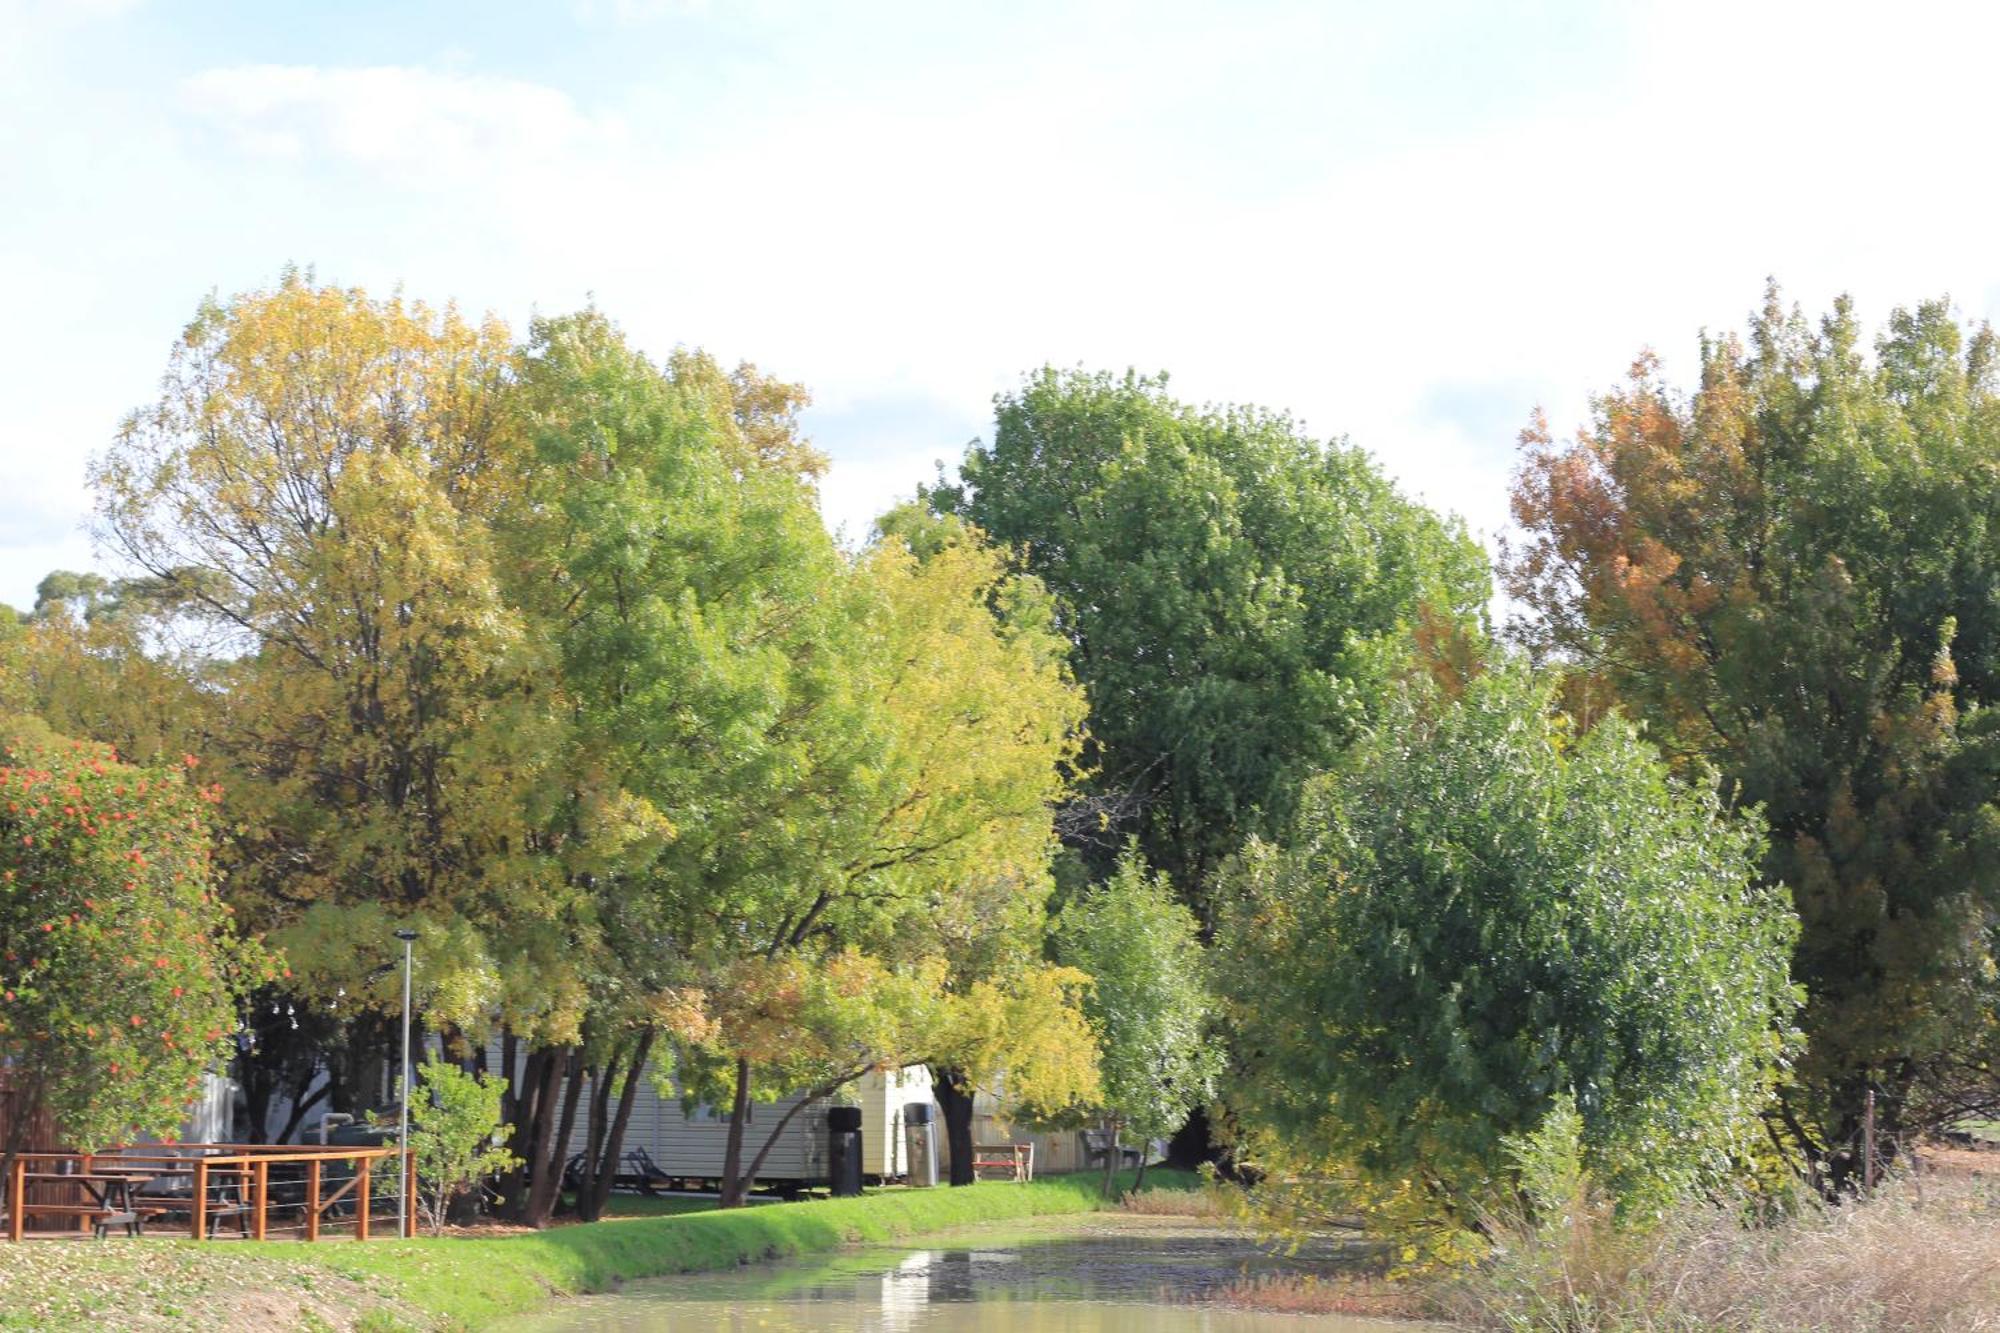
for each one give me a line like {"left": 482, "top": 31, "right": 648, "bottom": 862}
{"left": 4, "top": 1145, "right": 412, "bottom": 1241}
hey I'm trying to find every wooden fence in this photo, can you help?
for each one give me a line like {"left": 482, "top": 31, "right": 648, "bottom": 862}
{"left": 4, "top": 1144, "right": 413, "bottom": 1241}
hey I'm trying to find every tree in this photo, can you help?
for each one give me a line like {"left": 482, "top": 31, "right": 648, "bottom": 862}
{"left": 404, "top": 1053, "right": 520, "bottom": 1236}
{"left": 0, "top": 715, "right": 272, "bottom": 1214}
{"left": 0, "top": 572, "right": 210, "bottom": 770}
{"left": 1057, "top": 850, "right": 1218, "bottom": 1197}
{"left": 925, "top": 957, "right": 1101, "bottom": 1187}
{"left": 1214, "top": 669, "right": 1799, "bottom": 1252}
{"left": 1505, "top": 287, "right": 2000, "bottom": 1184}
{"left": 91, "top": 274, "right": 571, "bottom": 1137}
{"left": 493, "top": 307, "right": 860, "bottom": 1220}
{"left": 930, "top": 368, "right": 1489, "bottom": 904}
{"left": 675, "top": 516, "right": 1084, "bottom": 1207}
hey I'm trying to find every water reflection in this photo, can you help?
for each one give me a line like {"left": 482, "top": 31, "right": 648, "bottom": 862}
{"left": 498, "top": 1218, "right": 1408, "bottom": 1332}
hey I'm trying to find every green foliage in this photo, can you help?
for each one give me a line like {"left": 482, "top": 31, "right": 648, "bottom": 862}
{"left": 933, "top": 367, "right": 1489, "bottom": 898}
{"left": 0, "top": 715, "right": 272, "bottom": 1152}
{"left": 404, "top": 1054, "right": 521, "bottom": 1236}
{"left": 92, "top": 273, "right": 565, "bottom": 1036}
{"left": 1508, "top": 286, "right": 2000, "bottom": 1164}
{"left": 1057, "top": 850, "right": 1219, "bottom": 1148}
{"left": 1215, "top": 669, "right": 1800, "bottom": 1248}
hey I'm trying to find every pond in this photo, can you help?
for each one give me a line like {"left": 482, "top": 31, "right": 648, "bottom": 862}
{"left": 497, "top": 1213, "right": 1419, "bottom": 1331}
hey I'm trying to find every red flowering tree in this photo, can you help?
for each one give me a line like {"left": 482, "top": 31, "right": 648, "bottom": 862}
{"left": 0, "top": 714, "right": 272, "bottom": 1208}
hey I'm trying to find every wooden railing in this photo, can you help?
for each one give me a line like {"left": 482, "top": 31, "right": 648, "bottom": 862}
{"left": 5, "top": 1144, "right": 413, "bottom": 1241}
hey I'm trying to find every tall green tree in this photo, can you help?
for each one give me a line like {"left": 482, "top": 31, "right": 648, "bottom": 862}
{"left": 498, "top": 318, "right": 1087, "bottom": 1213}
{"left": 1507, "top": 287, "right": 2000, "bottom": 1183}
{"left": 494, "top": 308, "right": 853, "bottom": 1222}
{"left": 930, "top": 368, "right": 1489, "bottom": 905}
{"left": 1057, "top": 849, "right": 1218, "bottom": 1197}
{"left": 1214, "top": 669, "right": 1798, "bottom": 1255}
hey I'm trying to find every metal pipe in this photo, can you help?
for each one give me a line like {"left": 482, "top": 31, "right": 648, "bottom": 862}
{"left": 395, "top": 928, "right": 418, "bottom": 1238}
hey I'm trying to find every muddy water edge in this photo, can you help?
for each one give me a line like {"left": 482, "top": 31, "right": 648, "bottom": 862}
{"left": 494, "top": 1211, "right": 1426, "bottom": 1331}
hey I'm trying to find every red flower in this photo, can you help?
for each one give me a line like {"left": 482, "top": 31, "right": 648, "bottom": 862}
{"left": 130, "top": 1015, "right": 142, "bottom": 1027}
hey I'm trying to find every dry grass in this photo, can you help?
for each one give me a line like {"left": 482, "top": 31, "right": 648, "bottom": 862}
{"left": 1117, "top": 1185, "right": 1231, "bottom": 1218}
{"left": 1208, "top": 1271, "right": 1425, "bottom": 1318}
{"left": 1440, "top": 1168, "right": 2000, "bottom": 1332}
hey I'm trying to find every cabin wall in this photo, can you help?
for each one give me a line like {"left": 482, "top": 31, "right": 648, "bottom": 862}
{"left": 958, "top": 1085, "right": 1091, "bottom": 1175}
{"left": 478, "top": 1038, "right": 835, "bottom": 1183}
{"left": 856, "top": 1065, "right": 935, "bottom": 1177}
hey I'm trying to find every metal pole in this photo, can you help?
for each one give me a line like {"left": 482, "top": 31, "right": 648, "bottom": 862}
{"left": 395, "top": 928, "right": 417, "bottom": 1238}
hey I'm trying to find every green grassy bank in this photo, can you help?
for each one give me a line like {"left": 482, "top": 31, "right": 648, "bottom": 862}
{"left": 0, "top": 1169, "right": 1193, "bottom": 1331}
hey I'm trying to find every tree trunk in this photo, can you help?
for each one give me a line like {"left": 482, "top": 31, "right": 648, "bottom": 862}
{"left": 574, "top": 1058, "right": 611, "bottom": 1218}
{"left": 933, "top": 1067, "right": 978, "bottom": 1187}
{"left": 497, "top": 1043, "right": 544, "bottom": 1220}
{"left": 580, "top": 1027, "right": 655, "bottom": 1223}
{"left": 717, "top": 1057, "right": 753, "bottom": 1208}
{"left": 525, "top": 1051, "right": 585, "bottom": 1227}
{"left": 273, "top": 1079, "right": 330, "bottom": 1145}
{"left": 1101, "top": 1120, "right": 1120, "bottom": 1200}
{"left": 723, "top": 1070, "right": 868, "bottom": 1206}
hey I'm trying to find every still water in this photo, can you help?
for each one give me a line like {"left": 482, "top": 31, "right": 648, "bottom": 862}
{"left": 497, "top": 1214, "right": 1415, "bottom": 1332}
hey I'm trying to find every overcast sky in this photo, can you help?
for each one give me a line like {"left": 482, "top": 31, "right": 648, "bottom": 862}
{"left": 6, "top": 0, "right": 2000, "bottom": 610}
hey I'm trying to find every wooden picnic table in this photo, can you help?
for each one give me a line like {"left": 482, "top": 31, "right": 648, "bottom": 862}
{"left": 970, "top": 1141, "right": 1034, "bottom": 1182}
{"left": 17, "top": 1172, "right": 141, "bottom": 1238}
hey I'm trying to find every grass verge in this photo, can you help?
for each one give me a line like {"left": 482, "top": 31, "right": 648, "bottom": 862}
{"left": 0, "top": 1169, "right": 1191, "bottom": 1331}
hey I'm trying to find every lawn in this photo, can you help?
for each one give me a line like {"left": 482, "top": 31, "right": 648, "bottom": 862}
{"left": 0, "top": 1170, "right": 1190, "bottom": 1331}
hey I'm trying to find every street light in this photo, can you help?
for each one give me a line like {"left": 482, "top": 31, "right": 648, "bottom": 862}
{"left": 394, "top": 928, "right": 418, "bottom": 1239}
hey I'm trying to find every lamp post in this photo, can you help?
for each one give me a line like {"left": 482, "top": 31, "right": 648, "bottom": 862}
{"left": 394, "top": 928, "right": 418, "bottom": 1239}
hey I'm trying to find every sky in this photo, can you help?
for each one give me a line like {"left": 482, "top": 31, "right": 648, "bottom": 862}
{"left": 6, "top": 0, "right": 2000, "bottom": 610}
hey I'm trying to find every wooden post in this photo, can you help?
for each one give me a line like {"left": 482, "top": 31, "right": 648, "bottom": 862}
{"left": 253, "top": 1160, "right": 269, "bottom": 1241}
{"left": 304, "top": 1159, "right": 321, "bottom": 1242}
{"left": 8, "top": 1156, "right": 24, "bottom": 1242}
{"left": 355, "top": 1157, "right": 371, "bottom": 1241}
{"left": 192, "top": 1160, "right": 209, "bottom": 1240}
{"left": 1863, "top": 1088, "right": 1877, "bottom": 1197}
{"left": 402, "top": 1148, "right": 417, "bottom": 1239}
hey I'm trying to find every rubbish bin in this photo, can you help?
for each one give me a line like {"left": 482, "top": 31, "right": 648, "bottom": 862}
{"left": 903, "top": 1102, "right": 938, "bottom": 1188}
{"left": 827, "top": 1105, "right": 864, "bottom": 1197}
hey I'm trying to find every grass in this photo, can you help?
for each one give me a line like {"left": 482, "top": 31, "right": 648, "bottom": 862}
{"left": 0, "top": 1169, "right": 1190, "bottom": 1331}
{"left": 1434, "top": 1168, "right": 2000, "bottom": 1332}
{"left": 1116, "top": 1183, "right": 1230, "bottom": 1217}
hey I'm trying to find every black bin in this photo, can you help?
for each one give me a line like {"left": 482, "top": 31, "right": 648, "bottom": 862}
{"left": 827, "top": 1105, "right": 864, "bottom": 1197}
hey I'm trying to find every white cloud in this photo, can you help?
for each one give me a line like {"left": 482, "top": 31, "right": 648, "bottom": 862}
{"left": 179, "top": 65, "right": 628, "bottom": 183}
{"left": 15, "top": 1, "right": 2000, "bottom": 609}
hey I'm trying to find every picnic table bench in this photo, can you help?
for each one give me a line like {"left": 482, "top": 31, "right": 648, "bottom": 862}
{"left": 1081, "top": 1128, "right": 1144, "bottom": 1170}
{"left": 970, "top": 1141, "right": 1034, "bottom": 1182}
{"left": 15, "top": 1171, "right": 143, "bottom": 1238}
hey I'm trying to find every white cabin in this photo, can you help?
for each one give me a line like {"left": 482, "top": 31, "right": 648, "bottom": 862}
{"left": 480, "top": 1040, "right": 935, "bottom": 1189}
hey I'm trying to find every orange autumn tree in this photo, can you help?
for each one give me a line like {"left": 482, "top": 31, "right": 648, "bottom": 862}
{"left": 0, "top": 714, "right": 272, "bottom": 1209}
{"left": 1506, "top": 286, "right": 2000, "bottom": 1188}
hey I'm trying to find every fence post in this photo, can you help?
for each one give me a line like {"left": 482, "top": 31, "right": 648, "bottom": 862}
{"left": 77, "top": 1152, "right": 93, "bottom": 1236}
{"left": 403, "top": 1148, "right": 416, "bottom": 1238}
{"left": 355, "top": 1157, "right": 371, "bottom": 1241}
{"left": 253, "top": 1160, "right": 269, "bottom": 1241}
{"left": 1863, "top": 1088, "right": 1877, "bottom": 1197}
{"left": 8, "top": 1156, "right": 23, "bottom": 1241}
{"left": 192, "top": 1160, "right": 209, "bottom": 1240}
{"left": 304, "top": 1159, "right": 321, "bottom": 1242}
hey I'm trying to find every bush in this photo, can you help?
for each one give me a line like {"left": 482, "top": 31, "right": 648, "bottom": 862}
{"left": 405, "top": 1054, "right": 519, "bottom": 1235}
